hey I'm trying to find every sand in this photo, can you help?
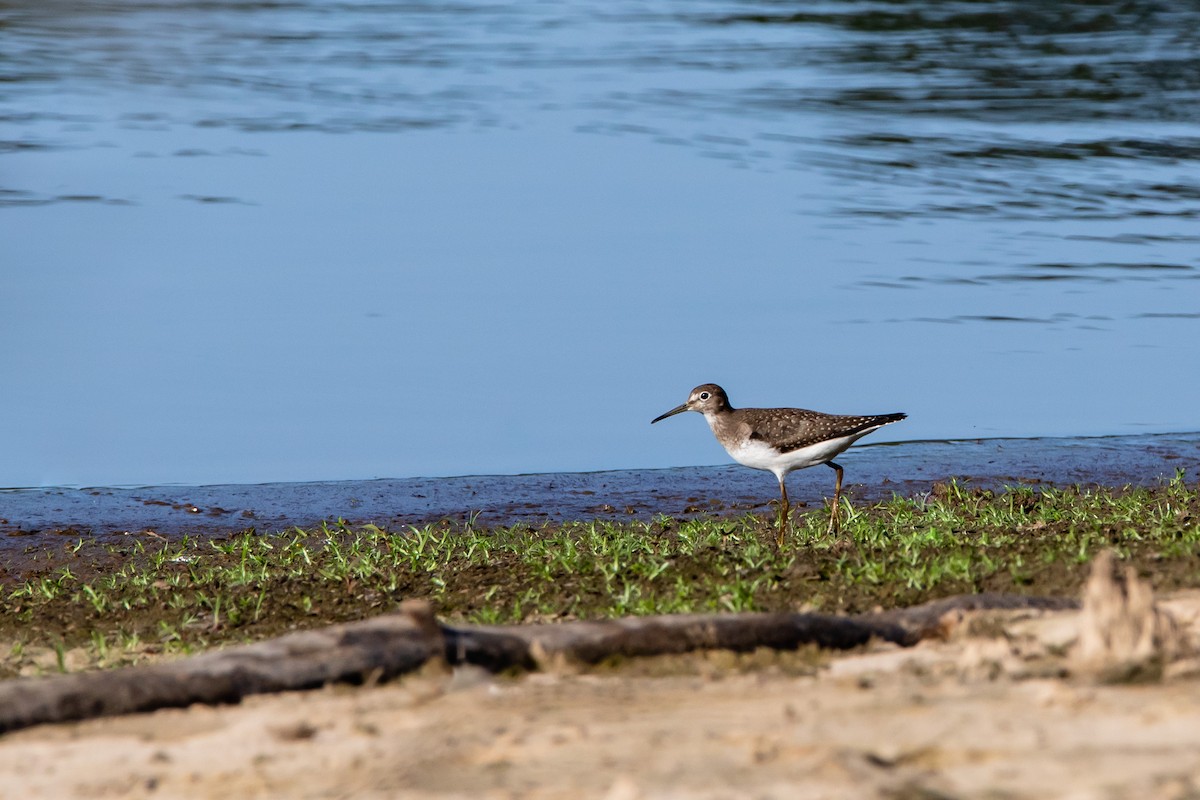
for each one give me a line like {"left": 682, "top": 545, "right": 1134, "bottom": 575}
{"left": 3, "top": 589, "right": 1200, "bottom": 800}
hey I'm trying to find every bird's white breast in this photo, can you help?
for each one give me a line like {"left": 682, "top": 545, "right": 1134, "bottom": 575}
{"left": 724, "top": 438, "right": 789, "bottom": 473}
{"left": 720, "top": 429, "right": 879, "bottom": 480}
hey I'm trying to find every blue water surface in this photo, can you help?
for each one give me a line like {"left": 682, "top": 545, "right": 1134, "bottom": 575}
{"left": 2, "top": 1, "right": 1198, "bottom": 487}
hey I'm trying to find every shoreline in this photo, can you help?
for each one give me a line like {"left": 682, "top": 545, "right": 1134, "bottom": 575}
{"left": 2, "top": 432, "right": 1198, "bottom": 548}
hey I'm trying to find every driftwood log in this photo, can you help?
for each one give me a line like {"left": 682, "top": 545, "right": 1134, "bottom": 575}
{"left": 867, "top": 591, "right": 1079, "bottom": 639}
{"left": 446, "top": 611, "right": 913, "bottom": 670}
{"left": 0, "top": 593, "right": 1077, "bottom": 735}
{"left": 0, "top": 607, "right": 443, "bottom": 736}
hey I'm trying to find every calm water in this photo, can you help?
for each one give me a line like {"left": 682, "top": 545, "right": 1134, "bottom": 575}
{"left": 2, "top": 1, "right": 1198, "bottom": 488}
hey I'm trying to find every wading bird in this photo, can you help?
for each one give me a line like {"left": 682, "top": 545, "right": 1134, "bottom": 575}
{"left": 652, "top": 384, "right": 906, "bottom": 546}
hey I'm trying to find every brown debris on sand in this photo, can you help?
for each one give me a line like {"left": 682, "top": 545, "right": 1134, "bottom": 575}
{"left": 0, "top": 601, "right": 445, "bottom": 736}
{"left": 1072, "top": 549, "right": 1188, "bottom": 683}
{"left": 0, "top": 592, "right": 1079, "bottom": 736}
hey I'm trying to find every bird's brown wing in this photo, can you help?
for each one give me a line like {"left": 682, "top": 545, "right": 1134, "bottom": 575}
{"left": 745, "top": 409, "right": 906, "bottom": 454}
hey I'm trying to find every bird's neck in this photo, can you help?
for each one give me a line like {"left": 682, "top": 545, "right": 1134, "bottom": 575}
{"left": 702, "top": 409, "right": 738, "bottom": 440}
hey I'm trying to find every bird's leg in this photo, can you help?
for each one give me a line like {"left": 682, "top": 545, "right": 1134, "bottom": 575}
{"left": 826, "top": 461, "right": 844, "bottom": 535}
{"left": 776, "top": 476, "right": 789, "bottom": 548}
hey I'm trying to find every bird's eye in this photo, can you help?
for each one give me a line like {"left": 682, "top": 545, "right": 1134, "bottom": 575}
{"left": 699, "top": 392, "right": 710, "bottom": 400}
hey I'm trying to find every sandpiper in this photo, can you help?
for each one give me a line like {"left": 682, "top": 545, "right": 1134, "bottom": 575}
{"left": 651, "top": 384, "right": 905, "bottom": 546}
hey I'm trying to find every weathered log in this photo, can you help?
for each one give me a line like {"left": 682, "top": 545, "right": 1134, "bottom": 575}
{"left": 443, "top": 594, "right": 1078, "bottom": 669}
{"left": 0, "top": 601, "right": 443, "bottom": 735}
{"left": 447, "top": 611, "right": 913, "bottom": 669}
{"left": 0, "top": 592, "right": 1078, "bottom": 735}
{"left": 864, "top": 592, "right": 1080, "bottom": 639}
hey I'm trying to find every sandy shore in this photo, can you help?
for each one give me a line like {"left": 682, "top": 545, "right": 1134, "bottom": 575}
{"left": 3, "top": 589, "right": 1200, "bottom": 800}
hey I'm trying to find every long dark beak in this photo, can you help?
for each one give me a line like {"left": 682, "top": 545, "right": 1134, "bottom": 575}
{"left": 651, "top": 402, "right": 690, "bottom": 424}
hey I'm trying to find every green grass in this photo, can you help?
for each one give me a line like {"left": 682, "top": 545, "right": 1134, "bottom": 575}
{"left": 2, "top": 473, "right": 1198, "bottom": 676}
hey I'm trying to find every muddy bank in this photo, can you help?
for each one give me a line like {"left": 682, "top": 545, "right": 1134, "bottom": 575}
{"left": 2, "top": 433, "right": 1198, "bottom": 550}
{"left": 3, "top": 470, "right": 1199, "bottom": 679}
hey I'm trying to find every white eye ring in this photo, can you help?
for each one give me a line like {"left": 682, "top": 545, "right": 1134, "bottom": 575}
{"left": 699, "top": 392, "right": 710, "bottom": 400}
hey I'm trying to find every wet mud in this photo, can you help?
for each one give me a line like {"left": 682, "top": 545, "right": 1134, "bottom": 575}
{"left": 3, "top": 433, "right": 1198, "bottom": 546}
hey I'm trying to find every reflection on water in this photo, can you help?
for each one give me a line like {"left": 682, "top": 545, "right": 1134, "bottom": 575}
{"left": 715, "top": 5, "right": 1200, "bottom": 121}
{"left": 1, "top": 0, "right": 1198, "bottom": 487}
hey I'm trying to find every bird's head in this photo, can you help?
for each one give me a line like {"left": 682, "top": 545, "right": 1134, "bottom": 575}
{"left": 651, "top": 383, "right": 730, "bottom": 424}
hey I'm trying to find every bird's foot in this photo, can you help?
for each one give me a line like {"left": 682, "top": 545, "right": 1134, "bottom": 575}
{"left": 826, "top": 503, "right": 841, "bottom": 537}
